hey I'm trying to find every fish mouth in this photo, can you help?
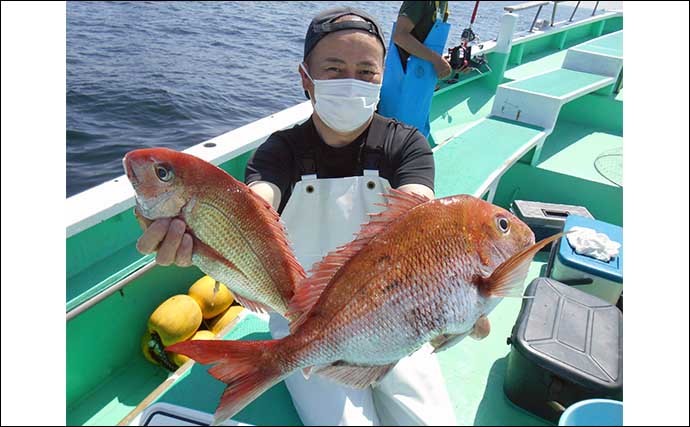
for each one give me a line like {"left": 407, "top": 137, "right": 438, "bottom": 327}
{"left": 123, "top": 155, "right": 141, "bottom": 188}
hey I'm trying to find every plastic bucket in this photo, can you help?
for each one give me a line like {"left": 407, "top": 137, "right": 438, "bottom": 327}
{"left": 558, "top": 399, "right": 623, "bottom": 426}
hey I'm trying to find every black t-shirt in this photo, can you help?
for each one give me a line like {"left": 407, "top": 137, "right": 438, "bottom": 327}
{"left": 245, "top": 113, "right": 435, "bottom": 214}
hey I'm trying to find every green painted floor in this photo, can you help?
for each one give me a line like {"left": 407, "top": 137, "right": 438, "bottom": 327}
{"left": 67, "top": 360, "right": 168, "bottom": 426}
{"left": 434, "top": 118, "right": 544, "bottom": 197}
{"left": 536, "top": 120, "right": 623, "bottom": 187}
{"left": 435, "top": 68, "right": 489, "bottom": 97}
{"left": 574, "top": 30, "right": 623, "bottom": 58}
{"left": 429, "top": 79, "right": 497, "bottom": 147}
{"left": 504, "top": 50, "right": 568, "bottom": 82}
{"left": 504, "top": 69, "right": 613, "bottom": 98}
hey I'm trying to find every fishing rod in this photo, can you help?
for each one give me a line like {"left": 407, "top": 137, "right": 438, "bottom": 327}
{"left": 462, "top": 0, "right": 480, "bottom": 43}
{"left": 447, "top": 0, "right": 489, "bottom": 77}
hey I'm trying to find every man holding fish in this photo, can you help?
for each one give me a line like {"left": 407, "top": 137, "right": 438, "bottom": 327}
{"left": 130, "top": 7, "right": 500, "bottom": 426}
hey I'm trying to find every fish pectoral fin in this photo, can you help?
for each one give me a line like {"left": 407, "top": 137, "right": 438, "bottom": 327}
{"left": 192, "top": 237, "right": 243, "bottom": 275}
{"left": 192, "top": 240, "right": 276, "bottom": 315}
{"left": 314, "top": 361, "right": 397, "bottom": 389}
{"left": 477, "top": 232, "right": 564, "bottom": 298}
{"left": 431, "top": 332, "right": 471, "bottom": 353}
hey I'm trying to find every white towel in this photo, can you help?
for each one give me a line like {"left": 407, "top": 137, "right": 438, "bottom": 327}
{"left": 566, "top": 226, "right": 621, "bottom": 262}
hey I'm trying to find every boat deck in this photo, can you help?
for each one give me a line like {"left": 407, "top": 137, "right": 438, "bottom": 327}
{"left": 573, "top": 30, "right": 623, "bottom": 58}
{"left": 503, "top": 69, "right": 614, "bottom": 100}
{"left": 429, "top": 82, "right": 497, "bottom": 147}
{"left": 69, "top": 362, "right": 167, "bottom": 426}
{"left": 503, "top": 50, "right": 568, "bottom": 82}
{"left": 434, "top": 117, "right": 545, "bottom": 198}
{"left": 536, "top": 121, "right": 622, "bottom": 187}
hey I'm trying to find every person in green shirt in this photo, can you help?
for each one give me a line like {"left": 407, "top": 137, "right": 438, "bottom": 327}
{"left": 378, "top": 1, "right": 452, "bottom": 139}
{"left": 393, "top": 1, "right": 451, "bottom": 79}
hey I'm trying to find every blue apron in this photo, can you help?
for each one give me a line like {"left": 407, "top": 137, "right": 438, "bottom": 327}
{"left": 378, "top": 18, "right": 451, "bottom": 138}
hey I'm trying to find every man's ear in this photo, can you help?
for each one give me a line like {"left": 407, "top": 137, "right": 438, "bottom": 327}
{"left": 298, "top": 63, "right": 313, "bottom": 100}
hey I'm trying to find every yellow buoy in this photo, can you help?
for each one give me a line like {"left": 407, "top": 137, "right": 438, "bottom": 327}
{"left": 188, "top": 275, "right": 235, "bottom": 319}
{"left": 147, "top": 294, "right": 203, "bottom": 346}
{"left": 208, "top": 305, "right": 245, "bottom": 335}
{"left": 170, "top": 329, "right": 217, "bottom": 367}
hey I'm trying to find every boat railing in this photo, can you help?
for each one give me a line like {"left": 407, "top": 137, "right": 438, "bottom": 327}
{"left": 66, "top": 101, "right": 312, "bottom": 238}
{"left": 553, "top": 1, "right": 602, "bottom": 26}
{"left": 505, "top": 1, "right": 604, "bottom": 33}
{"left": 565, "top": 1, "right": 601, "bottom": 22}
{"left": 66, "top": 260, "right": 157, "bottom": 320}
{"left": 504, "top": 0, "right": 550, "bottom": 33}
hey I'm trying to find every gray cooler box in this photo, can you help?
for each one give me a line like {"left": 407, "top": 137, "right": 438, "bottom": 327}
{"left": 503, "top": 278, "right": 622, "bottom": 423}
{"left": 510, "top": 200, "right": 593, "bottom": 251}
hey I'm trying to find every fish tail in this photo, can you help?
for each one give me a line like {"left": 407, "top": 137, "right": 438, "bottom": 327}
{"left": 167, "top": 339, "right": 287, "bottom": 425}
{"left": 478, "top": 232, "right": 564, "bottom": 298}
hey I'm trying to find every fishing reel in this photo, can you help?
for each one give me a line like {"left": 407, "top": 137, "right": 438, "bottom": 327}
{"left": 446, "top": 27, "right": 489, "bottom": 76}
{"left": 461, "top": 27, "right": 477, "bottom": 43}
{"left": 442, "top": 1, "right": 491, "bottom": 84}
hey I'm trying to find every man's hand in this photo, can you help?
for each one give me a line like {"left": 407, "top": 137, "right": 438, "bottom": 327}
{"left": 133, "top": 182, "right": 279, "bottom": 268}
{"left": 433, "top": 55, "right": 452, "bottom": 79}
{"left": 134, "top": 208, "right": 193, "bottom": 267}
{"left": 393, "top": 16, "right": 452, "bottom": 80}
{"left": 469, "top": 315, "right": 490, "bottom": 340}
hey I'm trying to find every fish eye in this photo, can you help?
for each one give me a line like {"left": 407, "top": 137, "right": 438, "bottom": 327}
{"left": 155, "top": 164, "right": 173, "bottom": 182}
{"left": 496, "top": 216, "right": 510, "bottom": 233}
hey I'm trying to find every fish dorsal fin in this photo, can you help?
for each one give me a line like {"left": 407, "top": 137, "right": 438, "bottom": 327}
{"left": 477, "top": 232, "right": 564, "bottom": 298}
{"left": 314, "top": 362, "right": 396, "bottom": 389}
{"left": 232, "top": 293, "right": 272, "bottom": 314}
{"left": 286, "top": 189, "right": 430, "bottom": 332}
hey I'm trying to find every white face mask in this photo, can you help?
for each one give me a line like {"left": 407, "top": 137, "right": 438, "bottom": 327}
{"left": 301, "top": 63, "right": 382, "bottom": 133}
